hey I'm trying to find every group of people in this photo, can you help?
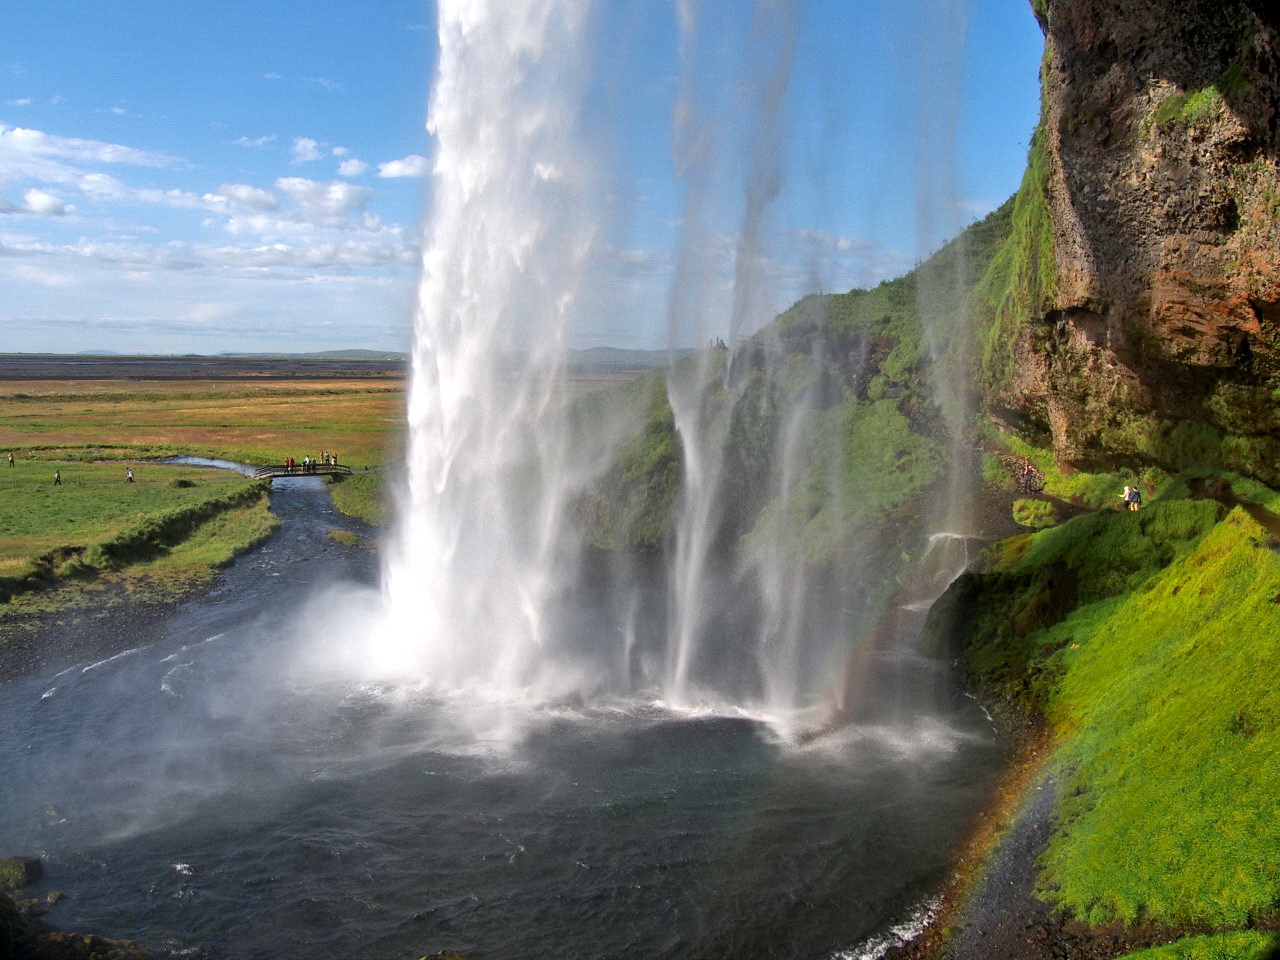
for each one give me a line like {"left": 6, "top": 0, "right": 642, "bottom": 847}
{"left": 283, "top": 452, "right": 338, "bottom": 474}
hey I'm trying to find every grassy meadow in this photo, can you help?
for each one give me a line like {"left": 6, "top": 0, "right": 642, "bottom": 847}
{"left": 0, "top": 371, "right": 404, "bottom": 620}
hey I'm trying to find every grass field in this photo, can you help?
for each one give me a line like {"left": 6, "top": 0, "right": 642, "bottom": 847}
{"left": 0, "top": 371, "right": 405, "bottom": 615}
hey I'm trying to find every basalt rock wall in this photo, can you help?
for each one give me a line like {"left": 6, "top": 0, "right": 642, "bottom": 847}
{"left": 995, "top": 0, "right": 1280, "bottom": 483}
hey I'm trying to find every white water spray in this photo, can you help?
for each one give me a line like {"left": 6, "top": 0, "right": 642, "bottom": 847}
{"left": 382, "top": 0, "right": 606, "bottom": 698}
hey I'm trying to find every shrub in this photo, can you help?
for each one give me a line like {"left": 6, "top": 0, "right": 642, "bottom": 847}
{"left": 1013, "top": 498, "right": 1056, "bottom": 528}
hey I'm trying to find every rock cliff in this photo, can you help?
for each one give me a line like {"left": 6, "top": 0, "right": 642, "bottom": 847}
{"left": 991, "top": 0, "right": 1280, "bottom": 484}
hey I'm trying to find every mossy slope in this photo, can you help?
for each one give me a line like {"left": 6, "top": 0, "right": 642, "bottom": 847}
{"left": 933, "top": 477, "right": 1280, "bottom": 948}
{"left": 1042, "top": 504, "right": 1280, "bottom": 929}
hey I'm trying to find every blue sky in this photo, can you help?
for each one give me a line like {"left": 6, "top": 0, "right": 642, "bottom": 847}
{"left": 1, "top": 1, "right": 1043, "bottom": 355}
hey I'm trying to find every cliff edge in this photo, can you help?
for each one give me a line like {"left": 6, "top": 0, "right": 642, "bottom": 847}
{"left": 988, "top": 0, "right": 1280, "bottom": 484}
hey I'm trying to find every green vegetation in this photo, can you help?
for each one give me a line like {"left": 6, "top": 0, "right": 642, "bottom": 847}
{"left": 0, "top": 379, "right": 402, "bottom": 468}
{"left": 933, "top": 470, "right": 1280, "bottom": 940}
{"left": 577, "top": 198, "right": 1018, "bottom": 569}
{"left": 1121, "top": 933, "right": 1280, "bottom": 960}
{"left": 747, "top": 397, "right": 945, "bottom": 564}
{"left": 1041, "top": 503, "right": 1280, "bottom": 928}
{"left": 1011, "top": 497, "right": 1056, "bottom": 528}
{"left": 574, "top": 373, "right": 678, "bottom": 552}
{"left": 0, "top": 458, "right": 277, "bottom": 609}
{"left": 327, "top": 471, "right": 392, "bottom": 527}
{"left": 0, "top": 374, "right": 402, "bottom": 617}
{"left": 1151, "top": 86, "right": 1226, "bottom": 130}
{"left": 974, "top": 125, "right": 1057, "bottom": 401}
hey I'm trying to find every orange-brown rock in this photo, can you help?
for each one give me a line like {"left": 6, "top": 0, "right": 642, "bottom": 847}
{"left": 1003, "top": 0, "right": 1280, "bottom": 482}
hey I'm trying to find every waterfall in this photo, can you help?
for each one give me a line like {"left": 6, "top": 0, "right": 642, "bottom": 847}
{"left": 379, "top": 0, "right": 973, "bottom": 735}
{"left": 381, "top": 0, "right": 605, "bottom": 699}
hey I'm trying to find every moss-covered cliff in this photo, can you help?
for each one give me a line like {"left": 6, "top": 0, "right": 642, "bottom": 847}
{"left": 916, "top": 4, "right": 1280, "bottom": 957}
{"left": 982, "top": 0, "right": 1280, "bottom": 485}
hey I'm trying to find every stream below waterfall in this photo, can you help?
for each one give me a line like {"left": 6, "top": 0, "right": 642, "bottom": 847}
{"left": 0, "top": 476, "right": 1003, "bottom": 960}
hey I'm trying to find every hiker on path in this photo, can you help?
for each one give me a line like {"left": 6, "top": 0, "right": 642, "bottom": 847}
{"left": 1121, "top": 485, "right": 1142, "bottom": 511}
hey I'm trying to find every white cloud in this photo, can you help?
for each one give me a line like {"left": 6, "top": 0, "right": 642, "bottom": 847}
{"left": 291, "top": 136, "right": 323, "bottom": 163}
{"left": 377, "top": 154, "right": 429, "bottom": 178}
{"left": 22, "top": 188, "right": 68, "bottom": 216}
{"left": 10, "top": 263, "right": 76, "bottom": 286}
{"left": 265, "top": 72, "right": 340, "bottom": 92}
{"left": 181, "top": 301, "right": 234, "bottom": 323}
{"left": 0, "top": 118, "right": 423, "bottom": 352}
{"left": 1, "top": 226, "right": 415, "bottom": 275}
{"left": 275, "top": 177, "right": 373, "bottom": 226}
{"left": 213, "top": 183, "right": 279, "bottom": 212}
{"left": 7, "top": 97, "right": 32, "bottom": 107}
{"left": 0, "top": 124, "right": 178, "bottom": 168}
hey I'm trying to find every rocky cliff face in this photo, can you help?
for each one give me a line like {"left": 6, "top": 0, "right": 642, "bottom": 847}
{"left": 998, "top": 0, "right": 1280, "bottom": 483}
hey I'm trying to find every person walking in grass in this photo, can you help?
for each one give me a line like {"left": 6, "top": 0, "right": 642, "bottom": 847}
{"left": 6, "top": 452, "right": 12, "bottom": 468}
{"left": 1121, "top": 484, "right": 1142, "bottom": 511}
{"left": 53, "top": 470, "right": 61, "bottom": 486}
{"left": 125, "top": 468, "right": 134, "bottom": 483}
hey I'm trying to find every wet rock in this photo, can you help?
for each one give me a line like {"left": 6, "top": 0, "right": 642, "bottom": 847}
{"left": 0, "top": 856, "right": 42, "bottom": 890}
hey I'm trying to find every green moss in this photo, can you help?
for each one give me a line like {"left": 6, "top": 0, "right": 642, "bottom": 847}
{"left": 1040, "top": 507, "right": 1280, "bottom": 926}
{"left": 975, "top": 125, "right": 1057, "bottom": 398}
{"left": 1152, "top": 85, "right": 1227, "bottom": 131}
{"left": 1117, "top": 933, "right": 1280, "bottom": 960}
{"left": 1012, "top": 498, "right": 1056, "bottom": 528}
{"left": 934, "top": 478, "right": 1227, "bottom": 724}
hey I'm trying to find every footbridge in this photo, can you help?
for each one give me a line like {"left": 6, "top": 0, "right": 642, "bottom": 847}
{"left": 253, "top": 464, "right": 354, "bottom": 482}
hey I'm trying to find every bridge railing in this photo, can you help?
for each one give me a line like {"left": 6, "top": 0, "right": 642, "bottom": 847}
{"left": 252, "top": 463, "right": 354, "bottom": 480}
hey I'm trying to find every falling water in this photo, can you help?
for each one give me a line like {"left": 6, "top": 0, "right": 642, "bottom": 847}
{"left": 381, "top": 0, "right": 607, "bottom": 700}
{"left": 378, "top": 0, "right": 978, "bottom": 730}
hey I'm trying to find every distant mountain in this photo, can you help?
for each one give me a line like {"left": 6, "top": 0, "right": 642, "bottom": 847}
{"left": 569, "top": 347, "right": 693, "bottom": 369}
{"left": 217, "top": 349, "right": 408, "bottom": 361}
